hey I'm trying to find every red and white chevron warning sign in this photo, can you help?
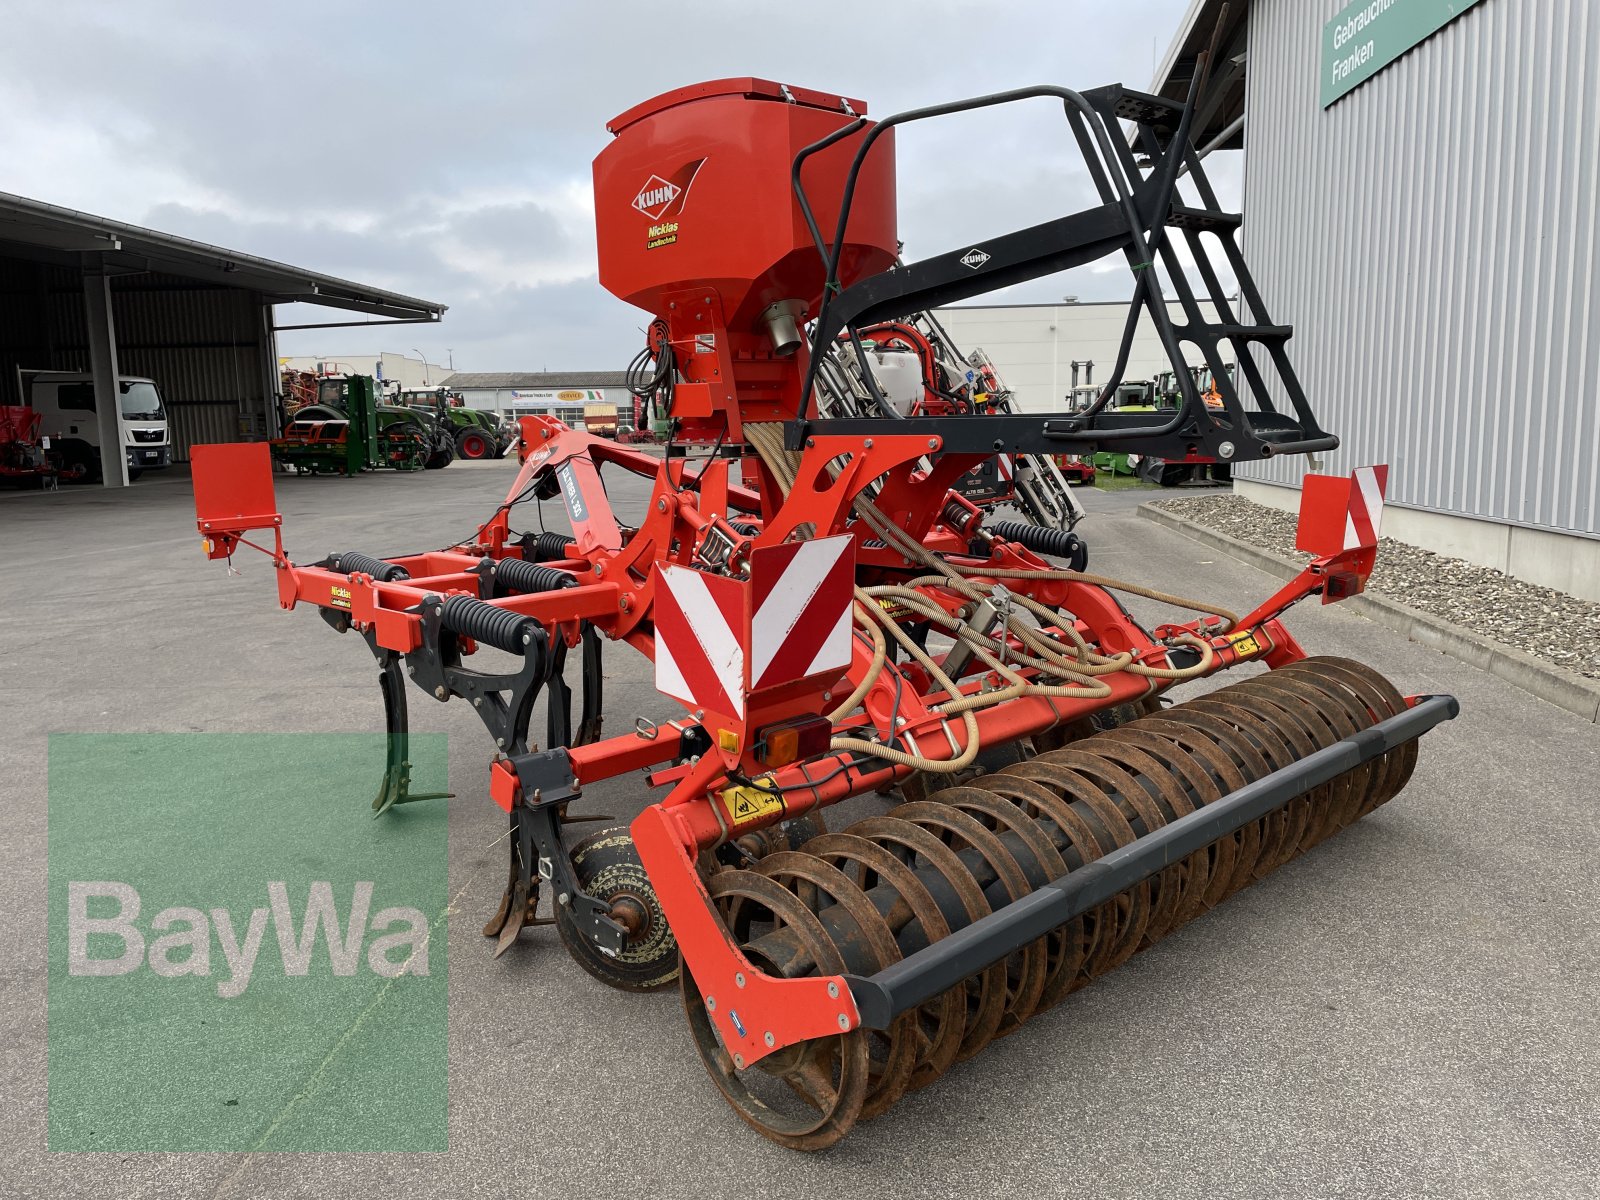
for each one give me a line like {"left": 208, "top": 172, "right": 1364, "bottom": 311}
{"left": 1296, "top": 464, "right": 1389, "bottom": 556}
{"left": 655, "top": 562, "right": 748, "bottom": 718}
{"left": 654, "top": 535, "right": 855, "bottom": 719}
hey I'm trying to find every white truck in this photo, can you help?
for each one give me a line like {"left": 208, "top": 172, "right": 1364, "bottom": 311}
{"left": 19, "top": 370, "right": 172, "bottom": 482}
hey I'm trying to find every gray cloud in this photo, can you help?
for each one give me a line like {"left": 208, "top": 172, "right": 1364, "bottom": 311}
{"left": 1, "top": 0, "right": 1213, "bottom": 370}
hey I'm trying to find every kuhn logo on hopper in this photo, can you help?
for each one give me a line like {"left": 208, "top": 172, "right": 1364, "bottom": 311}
{"left": 633, "top": 177, "right": 681, "bottom": 220}
{"left": 630, "top": 158, "right": 707, "bottom": 222}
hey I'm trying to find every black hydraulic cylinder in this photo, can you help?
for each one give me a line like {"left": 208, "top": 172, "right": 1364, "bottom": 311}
{"left": 844, "top": 693, "right": 1460, "bottom": 1029}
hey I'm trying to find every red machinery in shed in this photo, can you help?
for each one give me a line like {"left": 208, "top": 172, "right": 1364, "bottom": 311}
{"left": 195, "top": 75, "right": 1456, "bottom": 1149}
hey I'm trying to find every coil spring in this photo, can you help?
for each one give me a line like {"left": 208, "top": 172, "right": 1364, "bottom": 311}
{"left": 521, "top": 531, "right": 578, "bottom": 562}
{"left": 731, "top": 521, "right": 763, "bottom": 538}
{"left": 986, "top": 520, "right": 1087, "bottom": 571}
{"left": 494, "top": 557, "right": 577, "bottom": 597}
{"left": 438, "top": 594, "right": 538, "bottom": 655}
{"left": 941, "top": 500, "right": 979, "bottom": 533}
{"left": 688, "top": 657, "right": 1419, "bottom": 1146}
{"left": 329, "top": 550, "right": 409, "bottom": 582}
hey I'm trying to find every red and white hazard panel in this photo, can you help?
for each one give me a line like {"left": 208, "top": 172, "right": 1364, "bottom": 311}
{"left": 1296, "top": 464, "right": 1389, "bottom": 556}
{"left": 655, "top": 560, "right": 748, "bottom": 718}
{"left": 653, "top": 535, "right": 855, "bottom": 720}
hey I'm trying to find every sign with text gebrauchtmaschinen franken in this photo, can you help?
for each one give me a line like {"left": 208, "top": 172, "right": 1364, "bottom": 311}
{"left": 1323, "top": 0, "right": 1490, "bottom": 106}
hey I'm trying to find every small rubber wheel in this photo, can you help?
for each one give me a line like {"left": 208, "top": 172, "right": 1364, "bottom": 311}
{"left": 456, "top": 429, "right": 491, "bottom": 460}
{"left": 554, "top": 825, "right": 679, "bottom": 992}
{"left": 58, "top": 449, "right": 95, "bottom": 483}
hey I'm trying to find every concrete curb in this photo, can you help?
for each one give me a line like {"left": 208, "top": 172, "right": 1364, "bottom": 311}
{"left": 1139, "top": 502, "right": 1600, "bottom": 725}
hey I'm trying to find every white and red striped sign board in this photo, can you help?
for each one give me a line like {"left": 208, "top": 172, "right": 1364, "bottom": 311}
{"left": 653, "top": 535, "right": 855, "bottom": 720}
{"left": 1296, "top": 464, "right": 1389, "bottom": 556}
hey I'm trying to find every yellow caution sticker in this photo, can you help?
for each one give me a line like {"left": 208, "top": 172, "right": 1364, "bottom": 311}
{"left": 719, "top": 784, "right": 785, "bottom": 827}
{"left": 330, "top": 585, "right": 352, "bottom": 610}
{"left": 1227, "top": 629, "right": 1263, "bottom": 658}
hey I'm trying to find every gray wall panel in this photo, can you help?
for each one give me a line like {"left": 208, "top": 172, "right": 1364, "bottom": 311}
{"left": 1239, "top": 0, "right": 1600, "bottom": 538}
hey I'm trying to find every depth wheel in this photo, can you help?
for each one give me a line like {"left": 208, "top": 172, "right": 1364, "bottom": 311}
{"left": 682, "top": 870, "right": 869, "bottom": 1151}
{"left": 553, "top": 825, "right": 678, "bottom": 992}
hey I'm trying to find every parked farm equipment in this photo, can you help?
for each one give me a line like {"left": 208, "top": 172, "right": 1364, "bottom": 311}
{"left": 812, "top": 308, "right": 1083, "bottom": 532}
{"left": 272, "top": 375, "right": 452, "bottom": 474}
{"left": 195, "top": 75, "right": 1457, "bottom": 1150}
{"left": 0, "top": 404, "right": 55, "bottom": 486}
{"left": 1135, "top": 365, "right": 1236, "bottom": 486}
{"left": 397, "top": 387, "right": 512, "bottom": 460}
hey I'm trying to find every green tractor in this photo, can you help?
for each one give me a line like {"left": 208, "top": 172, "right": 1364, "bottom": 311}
{"left": 1069, "top": 381, "right": 1155, "bottom": 476}
{"left": 273, "top": 376, "right": 454, "bottom": 475}
{"left": 398, "top": 388, "right": 512, "bottom": 461}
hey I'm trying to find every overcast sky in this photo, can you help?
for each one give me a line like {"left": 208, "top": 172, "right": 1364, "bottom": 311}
{"left": 1, "top": 0, "right": 1233, "bottom": 373}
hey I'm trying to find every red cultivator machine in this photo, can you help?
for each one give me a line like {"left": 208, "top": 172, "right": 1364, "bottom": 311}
{"left": 0, "top": 405, "right": 56, "bottom": 486}
{"left": 194, "top": 75, "right": 1458, "bottom": 1149}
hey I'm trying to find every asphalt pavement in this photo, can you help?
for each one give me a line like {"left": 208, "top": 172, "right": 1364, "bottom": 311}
{"left": 2, "top": 461, "right": 1596, "bottom": 1199}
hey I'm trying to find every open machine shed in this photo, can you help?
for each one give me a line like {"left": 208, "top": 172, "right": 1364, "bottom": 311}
{"left": 0, "top": 190, "right": 445, "bottom": 485}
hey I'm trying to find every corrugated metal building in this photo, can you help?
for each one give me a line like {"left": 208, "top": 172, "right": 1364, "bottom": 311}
{"left": 933, "top": 300, "right": 1222, "bottom": 412}
{"left": 1154, "top": 0, "right": 1600, "bottom": 599}
{"left": 438, "top": 372, "right": 635, "bottom": 425}
{"left": 0, "top": 192, "right": 445, "bottom": 481}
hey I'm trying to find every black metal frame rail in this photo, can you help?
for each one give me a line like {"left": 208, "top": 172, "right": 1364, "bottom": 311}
{"left": 844, "top": 694, "right": 1459, "bottom": 1029}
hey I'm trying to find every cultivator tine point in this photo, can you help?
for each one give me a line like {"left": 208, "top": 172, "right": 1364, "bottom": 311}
{"left": 372, "top": 764, "right": 452, "bottom": 818}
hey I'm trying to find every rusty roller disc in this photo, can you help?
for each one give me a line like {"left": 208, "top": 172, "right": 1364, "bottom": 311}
{"left": 1002, "top": 755, "right": 1155, "bottom": 973}
{"left": 943, "top": 776, "right": 1096, "bottom": 1010}
{"left": 849, "top": 815, "right": 1010, "bottom": 1062}
{"left": 682, "top": 869, "right": 870, "bottom": 1151}
{"left": 802, "top": 832, "right": 967, "bottom": 1093}
{"left": 757, "top": 851, "right": 919, "bottom": 1120}
{"left": 888, "top": 801, "right": 1052, "bottom": 1036}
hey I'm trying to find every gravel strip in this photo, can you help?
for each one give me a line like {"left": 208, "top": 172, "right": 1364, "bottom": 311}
{"left": 1151, "top": 494, "right": 1600, "bottom": 680}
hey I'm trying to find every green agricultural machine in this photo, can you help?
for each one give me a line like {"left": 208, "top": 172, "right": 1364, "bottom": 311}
{"left": 272, "top": 376, "right": 449, "bottom": 476}
{"left": 398, "top": 388, "right": 513, "bottom": 460}
{"left": 1071, "top": 381, "right": 1155, "bottom": 476}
